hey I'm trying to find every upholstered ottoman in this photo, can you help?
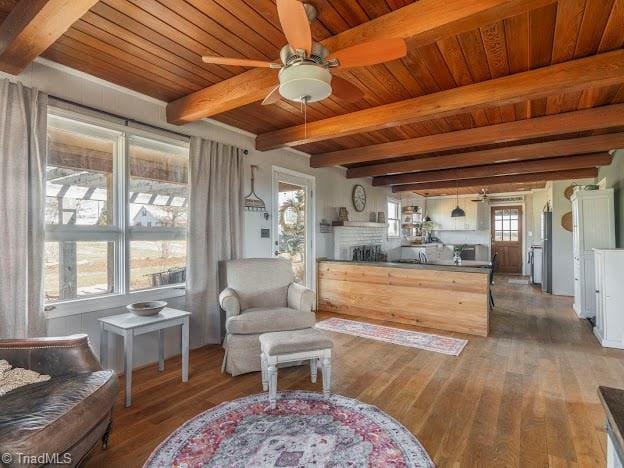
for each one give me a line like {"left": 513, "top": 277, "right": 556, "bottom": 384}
{"left": 259, "top": 329, "right": 333, "bottom": 409}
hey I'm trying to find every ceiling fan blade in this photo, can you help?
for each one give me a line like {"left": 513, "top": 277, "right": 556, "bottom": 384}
{"left": 329, "top": 38, "right": 407, "bottom": 69}
{"left": 201, "top": 56, "right": 278, "bottom": 68}
{"left": 276, "top": 0, "right": 312, "bottom": 55}
{"left": 262, "top": 86, "right": 282, "bottom": 105}
{"left": 331, "top": 75, "right": 364, "bottom": 102}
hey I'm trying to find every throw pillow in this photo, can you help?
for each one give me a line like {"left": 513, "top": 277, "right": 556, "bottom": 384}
{"left": 0, "top": 359, "right": 51, "bottom": 396}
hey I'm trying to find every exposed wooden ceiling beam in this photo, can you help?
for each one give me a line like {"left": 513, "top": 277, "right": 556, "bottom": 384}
{"left": 347, "top": 132, "right": 624, "bottom": 179}
{"left": 256, "top": 50, "right": 624, "bottom": 151}
{"left": 0, "top": 0, "right": 98, "bottom": 75}
{"left": 311, "top": 105, "right": 624, "bottom": 168}
{"left": 417, "top": 182, "right": 547, "bottom": 197}
{"left": 392, "top": 168, "right": 598, "bottom": 193}
{"left": 373, "top": 153, "right": 612, "bottom": 186}
{"left": 165, "top": 0, "right": 555, "bottom": 125}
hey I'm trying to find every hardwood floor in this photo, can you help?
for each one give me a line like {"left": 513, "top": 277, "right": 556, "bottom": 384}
{"left": 87, "top": 276, "right": 624, "bottom": 467}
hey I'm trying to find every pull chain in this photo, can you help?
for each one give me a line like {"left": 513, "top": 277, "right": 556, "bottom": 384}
{"left": 301, "top": 96, "right": 309, "bottom": 139}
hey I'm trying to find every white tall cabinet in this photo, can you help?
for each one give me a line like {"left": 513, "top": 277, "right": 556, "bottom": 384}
{"left": 571, "top": 189, "right": 615, "bottom": 318}
{"left": 594, "top": 250, "right": 624, "bottom": 349}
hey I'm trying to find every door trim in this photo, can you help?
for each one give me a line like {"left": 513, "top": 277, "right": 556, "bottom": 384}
{"left": 271, "top": 166, "right": 316, "bottom": 291}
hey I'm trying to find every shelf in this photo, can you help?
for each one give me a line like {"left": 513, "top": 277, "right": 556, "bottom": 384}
{"left": 332, "top": 221, "right": 387, "bottom": 227}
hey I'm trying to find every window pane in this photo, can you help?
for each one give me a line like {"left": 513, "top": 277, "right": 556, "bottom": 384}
{"left": 44, "top": 241, "right": 114, "bottom": 303}
{"left": 388, "top": 220, "right": 399, "bottom": 237}
{"left": 46, "top": 116, "right": 118, "bottom": 225}
{"left": 130, "top": 240, "right": 187, "bottom": 290}
{"left": 511, "top": 231, "right": 519, "bottom": 241}
{"left": 510, "top": 219, "right": 518, "bottom": 230}
{"left": 388, "top": 201, "right": 399, "bottom": 220}
{"left": 129, "top": 136, "right": 188, "bottom": 227}
{"left": 495, "top": 231, "right": 503, "bottom": 241}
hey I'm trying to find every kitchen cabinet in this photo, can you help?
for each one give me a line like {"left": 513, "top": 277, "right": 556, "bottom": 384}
{"left": 571, "top": 189, "right": 615, "bottom": 318}
{"left": 593, "top": 249, "right": 624, "bottom": 349}
{"left": 426, "top": 198, "right": 479, "bottom": 231}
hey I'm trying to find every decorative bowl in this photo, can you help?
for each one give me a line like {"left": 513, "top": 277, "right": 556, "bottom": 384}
{"left": 126, "top": 301, "right": 167, "bottom": 316}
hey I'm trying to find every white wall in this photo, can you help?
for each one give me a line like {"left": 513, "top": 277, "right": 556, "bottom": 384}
{"left": 240, "top": 155, "right": 395, "bottom": 260}
{"left": 5, "top": 59, "right": 394, "bottom": 371}
{"left": 597, "top": 150, "right": 624, "bottom": 247}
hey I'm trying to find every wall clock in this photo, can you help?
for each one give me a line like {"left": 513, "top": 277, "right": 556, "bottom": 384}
{"left": 352, "top": 184, "right": 366, "bottom": 212}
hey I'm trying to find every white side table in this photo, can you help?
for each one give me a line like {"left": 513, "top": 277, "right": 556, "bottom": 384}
{"left": 98, "top": 308, "right": 191, "bottom": 407}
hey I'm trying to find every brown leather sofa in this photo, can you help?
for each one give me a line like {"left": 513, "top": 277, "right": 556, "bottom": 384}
{"left": 0, "top": 335, "right": 118, "bottom": 467}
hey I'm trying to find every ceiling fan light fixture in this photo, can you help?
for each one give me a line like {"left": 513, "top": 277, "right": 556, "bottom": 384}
{"left": 278, "top": 63, "right": 332, "bottom": 103}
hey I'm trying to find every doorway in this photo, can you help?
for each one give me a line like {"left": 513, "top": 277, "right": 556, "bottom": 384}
{"left": 491, "top": 205, "right": 523, "bottom": 274}
{"left": 272, "top": 168, "right": 315, "bottom": 289}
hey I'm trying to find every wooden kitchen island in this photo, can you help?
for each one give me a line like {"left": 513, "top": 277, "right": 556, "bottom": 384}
{"left": 317, "top": 260, "right": 490, "bottom": 337}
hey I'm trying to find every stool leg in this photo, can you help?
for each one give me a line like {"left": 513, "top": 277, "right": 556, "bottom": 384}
{"left": 268, "top": 363, "right": 278, "bottom": 409}
{"left": 321, "top": 356, "right": 331, "bottom": 397}
{"left": 261, "top": 353, "right": 268, "bottom": 391}
{"left": 310, "top": 358, "right": 317, "bottom": 383}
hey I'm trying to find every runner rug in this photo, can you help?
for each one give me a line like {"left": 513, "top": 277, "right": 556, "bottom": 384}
{"left": 316, "top": 317, "right": 467, "bottom": 356}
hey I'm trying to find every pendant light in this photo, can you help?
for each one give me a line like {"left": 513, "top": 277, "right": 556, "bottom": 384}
{"left": 451, "top": 171, "right": 465, "bottom": 218}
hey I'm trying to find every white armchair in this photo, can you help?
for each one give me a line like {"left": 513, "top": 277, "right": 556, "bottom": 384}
{"left": 219, "top": 258, "right": 315, "bottom": 375}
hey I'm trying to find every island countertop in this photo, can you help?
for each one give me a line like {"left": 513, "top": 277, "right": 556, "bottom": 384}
{"left": 316, "top": 259, "right": 490, "bottom": 274}
{"left": 317, "top": 260, "right": 490, "bottom": 336}
{"left": 599, "top": 386, "right": 624, "bottom": 464}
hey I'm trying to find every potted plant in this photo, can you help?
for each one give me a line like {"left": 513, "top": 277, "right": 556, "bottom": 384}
{"left": 453, "top": 244, "right": 466, "bottom": 265}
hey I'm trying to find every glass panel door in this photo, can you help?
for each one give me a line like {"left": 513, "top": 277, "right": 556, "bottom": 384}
{"left": 272, "top": 169, "right": 314, "bottom": 288}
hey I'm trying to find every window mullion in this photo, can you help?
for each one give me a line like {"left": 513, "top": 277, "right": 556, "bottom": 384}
{"left": 116, "top": 132, "right": 129, "bottom": 295}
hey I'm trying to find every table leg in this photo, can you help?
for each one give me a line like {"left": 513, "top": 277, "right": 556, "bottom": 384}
{"left": 261, "top": 353, "right": 268, "bottom": 391}
{"left": 99, "top": 323, "right": 108, "bottom": 368}
{"left": 124, "top": 330, "right": 134, "bottom": 407}
{"left": 268, "top": 361, "right": 278, "bottom": 409}
{"left": 321, "top": 354, "right": 331, "bottom": 397}
{"left": 310, "top": 358, "right": 317, "bottom": 383}
{"left": 181, "top": 317, "right": 189, "bottom": 382}
{"left": 158, "top": 329, "right": 165, "bottom": 372}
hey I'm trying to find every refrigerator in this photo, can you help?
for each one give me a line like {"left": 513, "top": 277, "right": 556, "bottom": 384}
{"left": 541, "top": 211, "right": 553, "bottom": 294}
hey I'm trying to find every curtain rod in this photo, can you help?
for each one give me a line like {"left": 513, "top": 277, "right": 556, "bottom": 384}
{"left": 49, "top": 95, "right": 249, "bottom": 154}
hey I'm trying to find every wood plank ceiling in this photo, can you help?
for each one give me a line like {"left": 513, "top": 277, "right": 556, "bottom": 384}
{"left": 1, "top": 0, "right": 622, "bottom": 196}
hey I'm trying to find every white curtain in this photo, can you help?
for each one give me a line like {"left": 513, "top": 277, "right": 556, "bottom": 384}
{"left": 0, "top": 80, "right": 47, "bottom": 338}
{"left": 187, "top": 137, "right": 244, "bottom": 346}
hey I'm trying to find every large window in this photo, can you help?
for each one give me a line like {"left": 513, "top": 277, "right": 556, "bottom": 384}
{"left": 387, "top": 198, "right": 401, "bottom": 238}
{"left": 44, "top": 110, "right": 188, "bottom": 308}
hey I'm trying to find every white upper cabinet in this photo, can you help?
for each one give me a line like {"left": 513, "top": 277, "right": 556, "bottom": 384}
{"left": 426, "top": 197, "right": 479, "bottom": 231}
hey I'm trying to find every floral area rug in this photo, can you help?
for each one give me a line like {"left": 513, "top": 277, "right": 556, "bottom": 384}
{"left": 144, "top": 391, "right": 433, "bottom": 467}
{"left": 315, "top": 317, "right": 467, "bottom": 356}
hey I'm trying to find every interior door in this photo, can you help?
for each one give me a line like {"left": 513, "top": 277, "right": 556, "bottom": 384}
{"left": 272, "top": 169, "right": 314, "bottom": 288}
{"left": 491, "top": 205, "right": 523, "bottom": 274}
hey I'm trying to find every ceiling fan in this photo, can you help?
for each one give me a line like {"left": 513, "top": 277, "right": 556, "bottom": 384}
{"left": 200, "top": 0, "right": 407, "bottom": 106}
{"left": 471, "top": 188, "right": 490, "bottom": 203}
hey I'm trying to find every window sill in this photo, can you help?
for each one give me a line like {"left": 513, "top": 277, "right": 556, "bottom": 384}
{"left": 44, "top": 286, "right": 186, "bottom": 320}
